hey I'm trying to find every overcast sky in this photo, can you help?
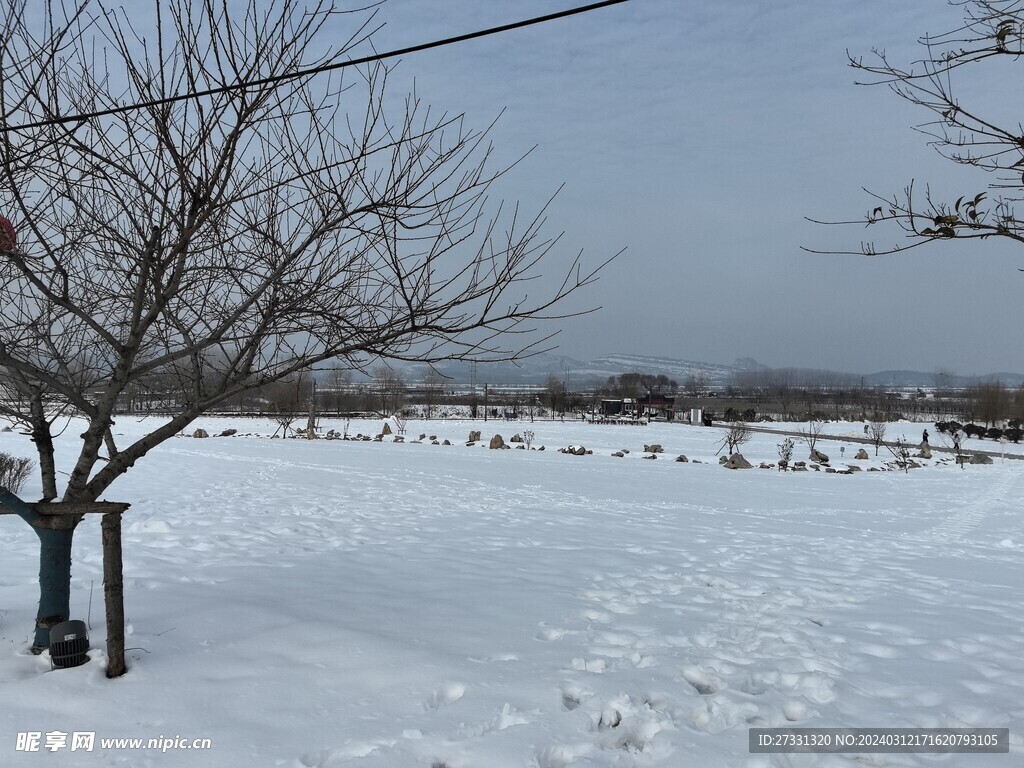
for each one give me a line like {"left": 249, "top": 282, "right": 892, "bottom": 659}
{"left": 348, "top": 0, "right": 1016, "bottom": 375}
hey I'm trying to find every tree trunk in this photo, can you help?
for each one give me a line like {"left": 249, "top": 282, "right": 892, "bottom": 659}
{"left": 101, "top": 512, "right": 127, "bottom": 678}
{"left": 0, "top": 489, "right": 81, "bottom": 652}
{"left": 32, "top": 525, "right": 75, "bottom": 652}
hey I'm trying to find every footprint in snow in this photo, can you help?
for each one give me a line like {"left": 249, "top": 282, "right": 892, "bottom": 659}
{"left": 424, "top": 682, "right": 465, "bottom": 710}
{"left": 682, "top": 666, "right": 721, "bottom": 696}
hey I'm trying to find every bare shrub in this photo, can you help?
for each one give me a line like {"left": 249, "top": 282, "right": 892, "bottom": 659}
{"left": 0, "top": 453, "right": 33, "bottom": 493}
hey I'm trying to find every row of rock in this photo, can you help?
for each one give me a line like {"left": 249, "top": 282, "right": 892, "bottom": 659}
{"left": 192, "top": 428, "right": 237, "bottom": 438}
{"left": 465, "top": 433, "right": 545, "bottom": 451}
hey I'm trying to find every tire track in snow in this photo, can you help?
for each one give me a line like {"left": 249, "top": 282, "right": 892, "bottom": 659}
{"left": 921, "top": 469, "right": 1018, "bottom": 544}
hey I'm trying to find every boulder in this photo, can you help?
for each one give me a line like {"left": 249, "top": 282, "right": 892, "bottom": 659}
{"left": 567, "top": 445, "right": 586, "bottom": 456}
{"left": 847, "top": 465, "right": 862, "bottom": 472}
{"left": 489, "top": 434, "right": 505, "bottom": 449}
{"left": 642, "top": 453, "right": 657, "bottom": 460}
{"left": 218, "top": 428, "right": 237, "bottom": 437}
{"left": 381, "top": 422, "right": 392, "bottom": 436}
{"left": 970, "top": 453, "right": 993, "bottom": 465}
{"left": 918, "top": 444, "right": 932, "bottom": 459}
{"left": 855, "top": 448, "right": 869, "bottom": 460}
{"left": 612, "top": 451, "right": 625, "bottom": 458}
{"left": 723, "top": 453, "right": 752, "bottom": 469}
{"left": 793, "top": 464, "right": 808, "bottom": 471}
{"left": 442, "top": 439, "right": 451, "bottom": 446}
{"left": 643, "top": 444, "right": 664, "bottom": 454}
{"left": 510, "top": 434, "right": 523, "bottom": 443}
{"left": 675, "top": 455, "right": 688, "bottom": 463}
{"left": 718, "top": 456, "right": 729, "bottom": 465}
{"left": 192, "top": 428, "right": 209, "bottom": 438}
{"left": 809, "top": 448, "right": 829, "bottom": 464}
{"left": 469, "top": 430, "right": 482, "bottom": 442}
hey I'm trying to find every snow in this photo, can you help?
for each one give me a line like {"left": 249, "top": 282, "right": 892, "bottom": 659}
{"left": 1, "top": 416, "right": 1022, "bottom": 766}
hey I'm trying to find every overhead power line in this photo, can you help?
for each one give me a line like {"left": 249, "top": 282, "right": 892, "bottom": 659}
{"left": 3, "top": 0, "right": 630, "bottom": 133}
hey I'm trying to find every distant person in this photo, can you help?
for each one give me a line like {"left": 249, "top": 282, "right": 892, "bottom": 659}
{"left": 922, "top": 429, "right": 929, "bottom": 444}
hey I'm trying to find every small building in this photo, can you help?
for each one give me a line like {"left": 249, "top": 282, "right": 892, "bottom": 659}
{"left": 638, "top": 395, "right": 675, "bottom": 421}
{"left": 600, "top": 398, "right": 637, "bottom": 418}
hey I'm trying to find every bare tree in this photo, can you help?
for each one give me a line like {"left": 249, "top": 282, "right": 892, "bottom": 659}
{"left": 0, "top": 0, "right": 609, "bottom": 654}
{"left": 265, "top": 377, "right": 304, "bottom": 438}
{"left": 969, "top": 381, "right": 1009, "bottom": 426}
{"left": 684, "top": 370, "right": 710, "bottom": 397}
{"left": 868, "top": 421, "right": 887, "bottom": 456}
{"left": 422, "top": 369, "right": 446, "bottom": 420}
{"left": 544, "top": 375, "right": 567, "bottom": 419}
{"left": 718, "top": 421, "right": 753, "bottom": 456}
{"left": 323, "top": 368, "right": 354, "bottom": 416}
{"left": 809, "top": 1, "right": 1024, "bottom": 257}
{"left": 798, "top": 420, "right": 826, "bottom": 460}
{"left": 371, "top": 366, "right": 406, "bottom": 417}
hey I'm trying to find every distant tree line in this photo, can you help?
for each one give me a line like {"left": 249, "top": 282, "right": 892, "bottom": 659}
{"left": 15, "top": 367, "right": 1024, "bottom": 427}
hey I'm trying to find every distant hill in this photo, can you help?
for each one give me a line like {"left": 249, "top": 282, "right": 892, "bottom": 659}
{"left": 342, "top": 353, "right": 1024, "bottom": 390}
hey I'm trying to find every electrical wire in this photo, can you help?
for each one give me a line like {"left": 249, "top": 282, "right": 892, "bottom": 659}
{"left": 2, "top": 0, "right": 630, "bottom": 133}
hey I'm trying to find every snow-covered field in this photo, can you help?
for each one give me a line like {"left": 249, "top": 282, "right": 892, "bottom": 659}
{"left": 1, "top": 416, "right": 1022, "bottom": 767}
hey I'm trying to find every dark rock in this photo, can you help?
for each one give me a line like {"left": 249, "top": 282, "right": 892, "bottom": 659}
{"left": 724, "top": 453, "right": 752, "bottom": 469}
